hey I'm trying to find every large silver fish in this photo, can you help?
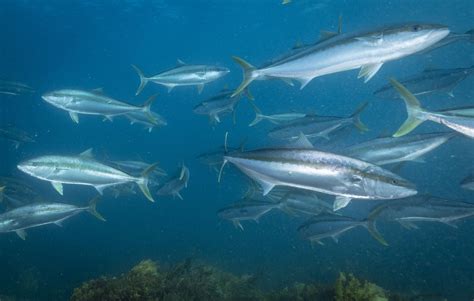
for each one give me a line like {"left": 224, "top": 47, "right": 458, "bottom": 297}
{"left": 390, "top": 78, "right": 474, "bottom": 138}
{"left": 374, "top": 65, "right": 474, "bottom": 99}
{"left": 232, "top": 24, "right": 449, "bottom": 96}
{"left": 0, "top": 197, "right": 104, "bottom": 240}
{"left": 222, "top": 148, "right": 417, "bottom": 211}
{"left": 344, "top": 132, "right": 456, "bottom": 165}
{"left": 42, "top": 89, "right": 155, "bottom": 124}
{"left": 267, "top": 102, "right": 368, "bottom": 141}
{"left": 17, "top": 149, "right": 157, "bottom": 202}
{"left": 131, "top": 60, "right": 229, "bottom": 95}
{"left": 297, "top": 214, "right": 387, "bottom": 246}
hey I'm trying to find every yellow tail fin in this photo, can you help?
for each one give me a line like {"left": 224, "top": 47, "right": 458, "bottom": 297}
{"left": 231, "top": 56, "right": 256, "bottom": 97}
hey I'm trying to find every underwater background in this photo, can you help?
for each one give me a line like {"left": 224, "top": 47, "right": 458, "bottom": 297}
{"left": 1, "top": 0, "right": 474, "bottom": 300}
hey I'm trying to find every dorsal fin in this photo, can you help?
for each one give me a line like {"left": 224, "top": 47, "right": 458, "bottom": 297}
{"left": 177, "top": 59, "right": 186, "bottom": 66}
{"left": 79, "top": 148, "right": 94, "bottom": 158}
{"left": 91, "top": 88, "right": 105, "bottom": 94}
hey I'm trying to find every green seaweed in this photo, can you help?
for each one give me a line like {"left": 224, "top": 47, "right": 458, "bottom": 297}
{"left": 70, "top": 258, "right": 262, "bottom": 301}
{"left": 70, "top": 259, "right": 415, "bottom": 301}
{"left": 334, "top": 272, "right": 388, "bottom": 301}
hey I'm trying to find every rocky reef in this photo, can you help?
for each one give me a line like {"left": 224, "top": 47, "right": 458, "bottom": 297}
{"left": 70, "top": 259, "right": 408, "bottom": 301}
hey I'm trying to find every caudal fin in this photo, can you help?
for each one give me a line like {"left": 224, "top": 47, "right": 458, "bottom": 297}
{"left": 389, "top": 78, "right": 427, "bottom": 137}
{"left": 137, "top": 163, "right": 159, "bottom": 202}
{"left": 131, "top": 64, "right": 149, "bottom": 96}
{"left": 364, "top": 219, "right": 388, "bottom": 246}
{"left": 248, "top": 101, "right": 264, "bottom": 127}
{"left": 350, "top": 101, "right": 369, "bottom": 132}
{"left": 88, "top": 196, "right": 106, "bottom": 222}
{"left": 141, "top": 94, "right": 159, "bottom": 124}
{"left": 231, "top": 56, "right": 257, "bottom": 97}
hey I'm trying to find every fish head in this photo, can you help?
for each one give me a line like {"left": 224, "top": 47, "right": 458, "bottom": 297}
{"left": 42, "top": 90, "right": 74, "bottom": 108}
{"left": 383, "top": 23, "right": 450, "bottom": 53}
{"left": 360, "top": 170, "right": 417, "bottom": 200}
{"left": 205, "top": 66, "right": 230, "bottom": 80}
{"left": 17, "top": 157, "right": 54, "bottom": 177}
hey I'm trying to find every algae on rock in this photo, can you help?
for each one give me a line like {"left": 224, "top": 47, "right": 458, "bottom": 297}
{"left": 334, "top": 272, "right": 388, "bottom": 301}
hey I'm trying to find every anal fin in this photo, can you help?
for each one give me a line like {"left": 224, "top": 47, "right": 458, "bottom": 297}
{"left": 358, "top": 63, "right": 383, "bottom": 83}
{"left": 51, "top": 182, "right": 64, "bottom": 195}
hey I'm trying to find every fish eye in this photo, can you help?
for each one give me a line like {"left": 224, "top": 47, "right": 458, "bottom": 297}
{"left": 412, "top": 25, "right": 421, "bottom": 32}
{"left": 390, "top": 179, "right": 398, "bottom": 185}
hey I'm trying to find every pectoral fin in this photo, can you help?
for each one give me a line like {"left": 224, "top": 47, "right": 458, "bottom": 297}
{"left": 51, "top": 182, "right": 64, "bottom": 195}
{"left": 255, "top": 178, "right": 275, "bottom": 196}
{"left": 95, "top": 184, "right": 114, "bottom": 195}
{"left": 358, "top": 63, "right": 383, "bottom": 83}
{"left": 232, "top": 220, "right": 244, "bottom": 231}
{"left": 15, "top": 229, "right": 27, "bottom": 240}
{"left": 298, "top": 77, "right": 313, "bottom": 90}
{"left": 333, "top": 196, "right": 351, "bottom": 211}
{"left": 69, "top": 112, "right": 79, "bottom": 123}
{"left": 197, "top": 84, "right": 204, "bottom": 94}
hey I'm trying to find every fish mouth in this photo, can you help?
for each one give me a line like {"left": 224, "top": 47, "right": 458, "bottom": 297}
{"left": 427, "top": 27, "right": 450, "bottom": 41}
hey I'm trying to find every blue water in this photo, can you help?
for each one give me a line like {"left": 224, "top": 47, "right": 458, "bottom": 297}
{"left": 1, "top": 0, "right": 474, "bottom": 300}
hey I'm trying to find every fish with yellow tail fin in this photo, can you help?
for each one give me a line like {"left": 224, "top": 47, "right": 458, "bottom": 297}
{"left": 390, "top": 78, "right": 474, "bottom": 138}
{"left": 0, "top": 197, "right": 105, "bottom": 240}
{"left": 231, "top": 24, "right": 449, "bottom": 97}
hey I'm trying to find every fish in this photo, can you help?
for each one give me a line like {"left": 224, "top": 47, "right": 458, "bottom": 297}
{"left": 344, "top": 132, "right": 456, "bottom": 165}
{"left": 267, "top": 102, "right": 368, "bottom": 141}
{"left": 422, "top": 29, "right": 474, "bottom": 53}
{"left": 192, "top": 89, "right": 242, "bottom": 124}
{"left": 231, "top": 23, "right": 449, "bottom": 96}
{"left": 217, "top": 200, "right": 283, "bottom": 230}
{"left": 0, "top": 80, "right": 34, "bottom": 96}
{"left": 460, "top": 173, "right": 474, "bottom": 191}
{"left": 374, "top": 65, "right": 474, "bottom": 99}
{"left": 221, "top": 147, "right": 417, "bottom": 211}
{"left": 369, "top": 196, "right": 474, "bottom": 230}
{"left": 123, "top": 94, "right": 167, "bottom": 132}
{"left": 17, "top": 149, "right": 157, "bottom": 202}
{"left": 156, "top": 164, "right": 190, "bottom": 200}
{"left": 297, "top": 214, "right": 387, "bottom": 246}
{"left": 248, "top": 101, "right": 307, "bottom": 127}
{"left": 0, "top": 127, "right": 35, "bottom": 148}
{"left": 390, "top": 78, "right": 474, "bottom": 138}
{"left": 0, "top": 197, "right": 105, "bottom": 240}
{"left": 42, "top": 88, "right": 155, "bottom": 124}
{"left": 131, "top": 60, "right": 230, "bottom": 95}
